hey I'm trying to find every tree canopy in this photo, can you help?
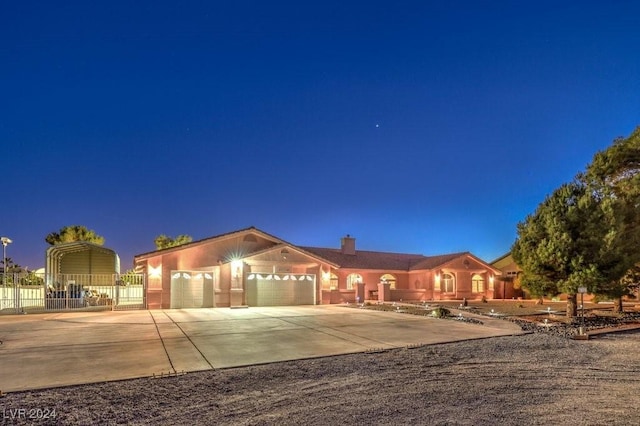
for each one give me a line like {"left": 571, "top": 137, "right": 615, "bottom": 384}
{"left": 154, "top": 234, "right": 193, "bottom": 250}
{"left": 512, "top": 127, "right": 640, "bottom": 316}
{"left": 45, "top": 225, "right": 105, "bottom": 246}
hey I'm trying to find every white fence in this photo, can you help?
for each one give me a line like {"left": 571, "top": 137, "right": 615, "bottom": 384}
{"left": 0, "top": 273, "right": 146, "bottom": 314}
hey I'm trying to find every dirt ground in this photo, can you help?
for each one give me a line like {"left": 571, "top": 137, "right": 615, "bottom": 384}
{"left": 2, "top": 330, "right": 639, "bottom": 426}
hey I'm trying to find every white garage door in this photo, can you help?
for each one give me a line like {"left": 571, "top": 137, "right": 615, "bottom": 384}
{"left": 246, "top": 273, "right": 315, "bottom": 306}
{"left": 170, "top": 271, "right": 204, "bottom": 308}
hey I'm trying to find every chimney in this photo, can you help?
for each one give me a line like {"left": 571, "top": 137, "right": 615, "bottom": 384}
{"left": 341, "top": 234, "right": 356, "bottom": 255}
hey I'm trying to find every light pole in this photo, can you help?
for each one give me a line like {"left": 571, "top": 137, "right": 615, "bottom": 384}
{"left": 1, "top": 236, "right": 12, "bottom": 286}
{"left": 1, "top": 237, "right": 12, "bottom": 310}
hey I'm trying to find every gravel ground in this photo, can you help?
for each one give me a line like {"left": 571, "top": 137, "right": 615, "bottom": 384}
{"left": 2, "top": 328, "right": 639, "bottom": 426}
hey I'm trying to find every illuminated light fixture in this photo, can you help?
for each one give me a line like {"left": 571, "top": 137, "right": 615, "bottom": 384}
{"left": 231, "top": 259, "right": 243, "bottom": 279}
{"left": 435, "top": 273, "right": 441, "bottom": 281}
{"left": 148, "top": 265, "right": 162, "bottom": 278}
{"left": 489, "top": 275, "right": 494, "bottom": 283}
{"left": 322, "top": 271, "right": 330, "bottom": 281}
{"left": 172, "top": 273, "right": 181, "bottom": 279}
{"left": 248, "top": 273, "right": 256, "bottom": 280}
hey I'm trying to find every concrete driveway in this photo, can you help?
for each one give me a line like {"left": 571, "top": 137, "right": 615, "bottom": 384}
{"left": 0, "top": 305, "right": 523, "bottom": 392}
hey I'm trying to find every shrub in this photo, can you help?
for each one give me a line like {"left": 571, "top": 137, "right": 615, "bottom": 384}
{"left": 431, "top": 307, "right": 450, "bottom": 318}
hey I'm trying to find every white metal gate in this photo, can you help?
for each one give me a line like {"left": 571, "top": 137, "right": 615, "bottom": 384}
{"left": 0, "top": 273, "right": 146, "bottom": 314}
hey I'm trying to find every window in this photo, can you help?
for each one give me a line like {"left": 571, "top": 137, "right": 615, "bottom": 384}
{"left": 346, "top": 273, "right": 362, "bottom": 290}
{"left": 472, "top": 274, "right": 484, "bottom": 293}
{"left": 330, "top": 273, "right": 338, "bottom": 290}
{"left": 380, "top": 274, "right": 396, "bottom": 289}
{"left": 321, "top": 272, "right": 338, "bottom": 290}
{"left": 442, "top": 273, "right": 455, "bottom": 293}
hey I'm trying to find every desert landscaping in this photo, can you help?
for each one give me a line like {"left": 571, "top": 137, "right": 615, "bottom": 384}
{"left": 2, "top": 301, "right": 639, "bottom": 425}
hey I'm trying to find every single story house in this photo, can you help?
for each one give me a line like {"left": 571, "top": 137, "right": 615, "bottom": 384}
{"left": 134, "top": 227, "right": 502, "bottom": 309}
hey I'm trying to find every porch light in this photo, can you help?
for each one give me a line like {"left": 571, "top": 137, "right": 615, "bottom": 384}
{"left": 231, "top": 259, "right": 243, "bottom": 278}
{"left": 148, "top": 265, "right": 162, "bottom": 278}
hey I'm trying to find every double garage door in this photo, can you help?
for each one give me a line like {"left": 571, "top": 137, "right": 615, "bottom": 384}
{"left": 246, "top": 273, "right": 316, "bottom": 306}
{"left": 170, "top": 271, "right": 315, "bottom": 308}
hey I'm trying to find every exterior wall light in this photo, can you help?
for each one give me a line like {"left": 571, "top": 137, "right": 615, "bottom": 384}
{"left": 148, "top": 265, "right": 162, "bottom": 278}
{"left": 231, "top": 259, "right": 243, "bottom": 279}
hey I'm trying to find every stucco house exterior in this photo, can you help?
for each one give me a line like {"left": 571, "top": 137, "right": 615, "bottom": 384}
{"left": 134, "top": 227, "right": 502, "bottom": 309}
{"left": 490, "top": 252, "right": 526, "bottom": 299}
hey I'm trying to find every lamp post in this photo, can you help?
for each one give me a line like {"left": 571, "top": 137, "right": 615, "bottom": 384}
{"left": 1, "top": 236, "right": 12, "bottom": 286}
{"left": 1, "top": 237, "right": 12, "bottom": 310}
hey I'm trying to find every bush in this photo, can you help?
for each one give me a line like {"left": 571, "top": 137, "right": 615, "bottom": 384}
{"left": 431, "top": 307, "right": 450, "bottom": 318}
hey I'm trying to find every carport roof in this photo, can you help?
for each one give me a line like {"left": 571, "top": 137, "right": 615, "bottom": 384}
{"left": 46, "top": 241, "right": 117, "bottom": 258}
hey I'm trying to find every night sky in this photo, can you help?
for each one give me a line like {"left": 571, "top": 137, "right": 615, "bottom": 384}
{"left": 2, "top": 1, "right": 639, "bottom": 271}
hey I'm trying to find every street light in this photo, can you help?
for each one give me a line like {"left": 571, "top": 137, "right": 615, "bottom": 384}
{"left": 1, "top": 236, "right": 12, "bottom": 287}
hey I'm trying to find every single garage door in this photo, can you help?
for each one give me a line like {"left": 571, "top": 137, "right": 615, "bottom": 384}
{"left": 170, "top": 271, "right": 204, "bottom": 308}
{"left": 246, "top": 273, "right": 315, "bottom": 306}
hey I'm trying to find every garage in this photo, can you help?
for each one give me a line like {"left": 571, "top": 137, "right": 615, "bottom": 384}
{"left": 246, "top": 273, "right": 316, "bottom": 306}
{"left": 170, "top": 271, "right": 214, "bottom": 308}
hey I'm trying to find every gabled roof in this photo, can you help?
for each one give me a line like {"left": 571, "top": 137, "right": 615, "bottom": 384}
{"left": 133, "top": 226, "right": 496, "bottom": 273}
{"left": 408, "top": 252, "right": 471, "bottom": 271}
{"left": 134, "top": 226, "right": 283, "bottom": 260}
{"left": 490, "top": 252, "right": 512, "bottom": 265}
{"left": 239, "top": 243, "right": 341, "bottom": 268}
{"left": 300, "top": 247, "right": 470, "bottom": 272}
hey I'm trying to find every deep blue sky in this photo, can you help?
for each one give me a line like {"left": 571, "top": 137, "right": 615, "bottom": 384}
{"left": 2, "top": 1, "right": 639, "bottom": 270}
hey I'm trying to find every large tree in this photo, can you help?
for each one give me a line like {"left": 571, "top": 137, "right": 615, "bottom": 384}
{"left": 45, "top": 225, "right": 105, "bottom": 246}
{"left": 154, "top": 234, "right": 193, "bottom": 250}
{"left": 513, "top": 127, "right": 640, "bottom": 316}
{"left": 512, "top": 182, "right": 603, "bottom": 317}
{"left": 580, "top": 126, "right": 640, "bottom": 311}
